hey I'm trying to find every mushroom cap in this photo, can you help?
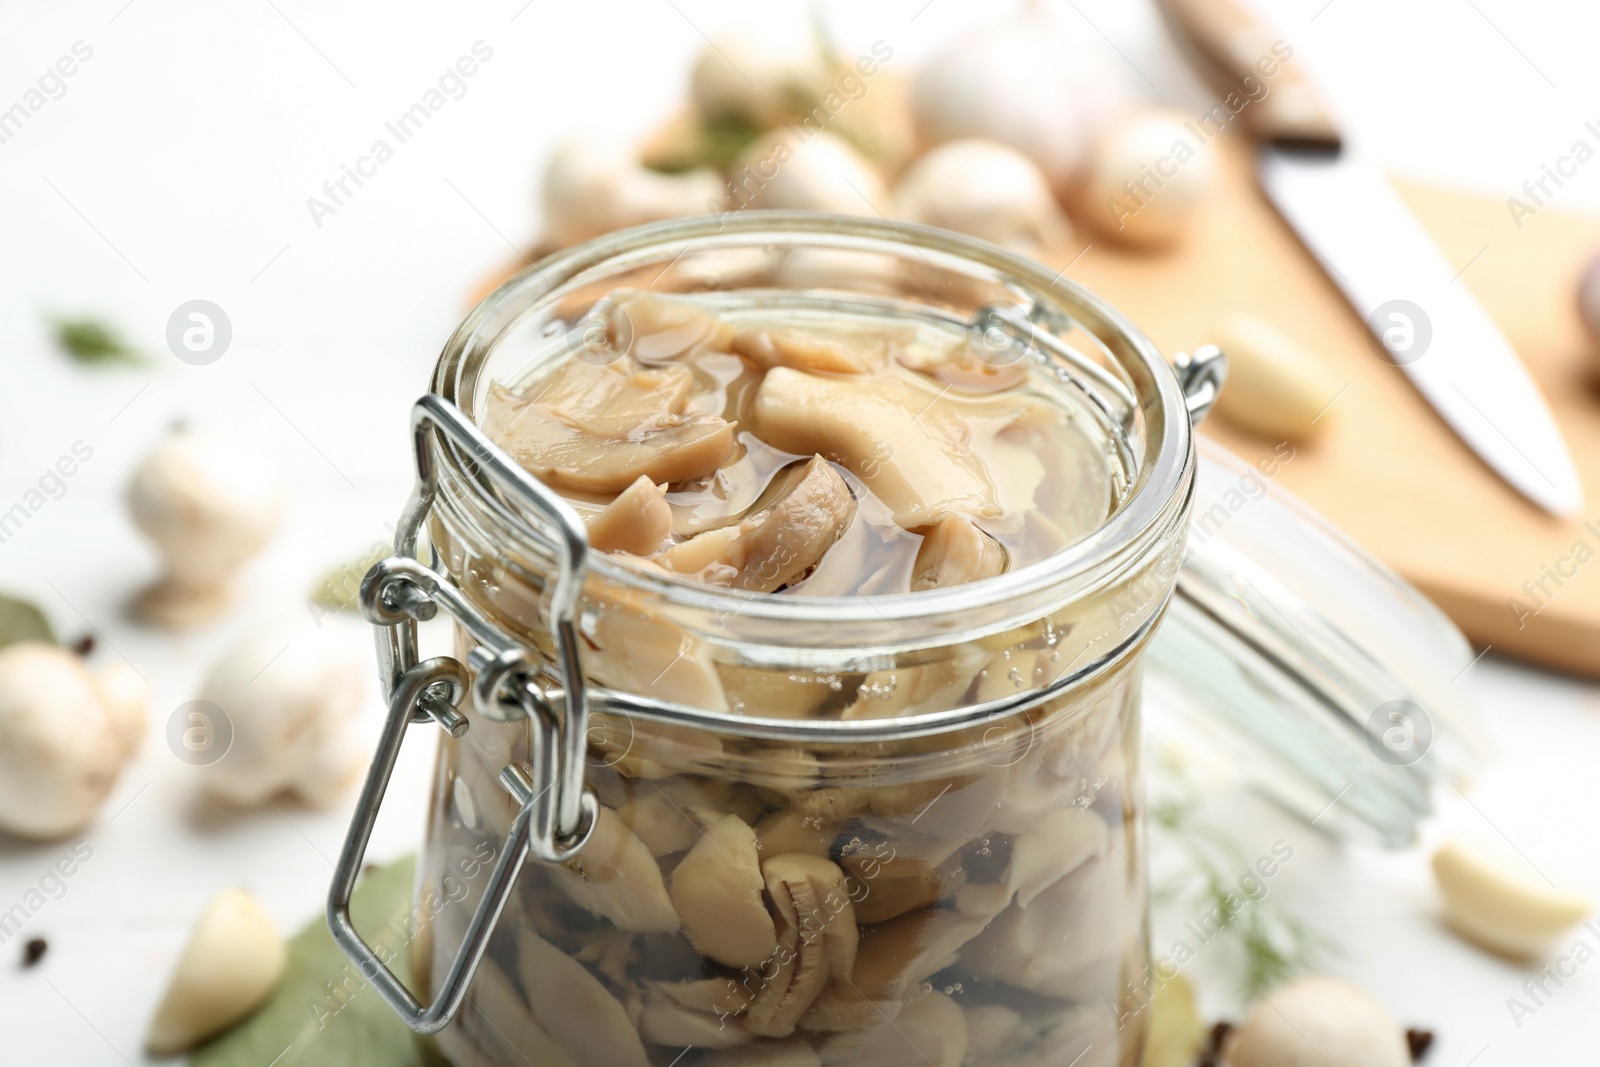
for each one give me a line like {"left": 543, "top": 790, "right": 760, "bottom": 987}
{"left": 541, "top": 135, "right": 725, "bottom": 248}
{"left": 127, "top": 428, "right": 284, "bottom": 589}
{"left": 910, "top": 10, "right": 1128, "bottom": 192}
{"left": 1228, "top": 975, "right": 1410, "bottom": 1067}
{"left": 893, "top": 138, "right": 1073, "bottom": 254}
{"left": 734, "top": 130, "right": 885, "bottom": 215}
{"left": 194, "top": 626, "right": 363, "bottom": 804}
{"left": 689, "top": 20, "right": 828, "bottom": 129}
{"left": 0, "top": 643, "right": 132, "bottom": 840}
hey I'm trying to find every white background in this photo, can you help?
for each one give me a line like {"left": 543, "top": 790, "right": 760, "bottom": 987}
{"left": 1, "top": 0, "right": 1598, "bottom": 1063}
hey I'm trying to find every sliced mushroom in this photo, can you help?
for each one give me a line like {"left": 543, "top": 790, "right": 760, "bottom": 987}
{"left": 964, "top": 856, "right": 1127, "bottom": 998}
{"left": 516, "top": 928, "right": 651, "bottom": 1067}
{"left": 585, "top": 476, "right": 674, "bottom": 555}
{"left": 897, "top": 337, "right": 1030, "bottom": 394}
{"left": 670, "top": 814, "right": 780, "bottom": 968}
{"left": 549, "top": 805, "right": 680, "bottom": 932}
{"left": 484, "top": 373, "right": 735, "bottom": 494}
{"left": 614, "top": 290, "right": 737, "bottom": 363}
{"left": 654, "top": 976, "right": 751, "bottom": 1017}
{"left": 752, "top": 367, "right": 1005, "bottom": 528}
{"left": 638, "top": 992, "right": 751, "bottom": 1049}
{"left": 732, "top": 326, "right": 887, "bottom": 375}
{"left": 755, "top": 808, "right": 839, "bottom": 860}
{"left": 746, "top": 855, "right": 859, "bottom": 1038}
{"left": 836, "top": 832, "right": 966, "bottom": 925}
{"left": 849, "top": 904, "right": 994, "bottom": 1001}
{"left": 1006, "top": 806, "right": 1109, "bottom": 909}
{"left": 657, "top": 456, "right": 856, "bottom": 592}
{"left": 571, "top": 927, "right": 637, "bottom": 988}
{"left": 619, "top": 777, "right": 725, "bottom": 856}
{"left": 702, "top": 1040, "right": 824, "bottom": 1067}
{"left": 456, "top": 959, "right": 575, "bottom": 1067}
{"left": 819, "top": 990, "right": 968, "bottom": 1067}
{"left": 911, "top": 514, "right": 1008, "bottom": 591}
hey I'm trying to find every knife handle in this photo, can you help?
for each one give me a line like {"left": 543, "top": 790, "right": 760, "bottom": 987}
{"left": 1154, "top": 0, "right": 1342, "bottom": 150}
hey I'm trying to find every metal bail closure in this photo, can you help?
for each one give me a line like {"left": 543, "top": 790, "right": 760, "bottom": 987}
{"left": 326, "top": 394, "right": 599, "bottom": 1034}
{"left": 1173, "top": 344, "right": 1227, "bottom": 425}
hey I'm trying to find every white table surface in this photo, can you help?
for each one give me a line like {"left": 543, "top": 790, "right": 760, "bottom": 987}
{"left": 2, "top": 1, "right": 1598, "bottom": 1063}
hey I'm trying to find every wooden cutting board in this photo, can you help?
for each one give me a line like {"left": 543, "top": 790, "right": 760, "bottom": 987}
{"left": 1072, "top": 132, "right": 1600, "bottom": 677}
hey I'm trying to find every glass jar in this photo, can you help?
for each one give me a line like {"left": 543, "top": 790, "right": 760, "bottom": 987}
{"left": 328, "top": 213, "right": 1483, "bottom": 1067}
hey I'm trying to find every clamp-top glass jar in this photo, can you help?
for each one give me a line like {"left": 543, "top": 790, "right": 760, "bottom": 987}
{"left": 327, "top": 212, "right": 1275, "bottom": 1067}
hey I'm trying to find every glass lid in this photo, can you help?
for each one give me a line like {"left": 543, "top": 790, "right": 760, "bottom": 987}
{"left": 1151, "top": 437, "right": 1492, "bottom": 848}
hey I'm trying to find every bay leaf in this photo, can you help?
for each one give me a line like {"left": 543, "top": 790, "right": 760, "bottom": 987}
{"left": 191, "top": 855, "right": 448, "bottom": 1067}
{"left": 1144, "top": 972, "right": 1208, "bottom": 1067}
{"left": 0, "top": 593, "right": 55, "bottom": 651}
{"left": 53, "top": 316, "right": 147, "bottom": 366}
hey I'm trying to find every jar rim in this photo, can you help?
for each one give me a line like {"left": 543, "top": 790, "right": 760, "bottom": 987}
{"left": 431, "top": 211, "right": 1194, "bottom": 633}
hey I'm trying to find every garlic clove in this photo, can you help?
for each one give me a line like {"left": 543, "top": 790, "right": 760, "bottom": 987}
{"left": 1578, "top": 248, "right": 1600, "bottom": 351}
{"left": 1226, "top": 975, "right": 1409, "bottom": 1067}
{"left": 0, "top": 643, "right": 137, "bottom": 840}
{"left": 1211, "top": 313, "right": 1342, "bottom": 442}
{"left": 146, "top": 888, "right": 286, "bottom": 1055}
{"left": 1073, "top": 109, "right": 1214, "bottom": 249}
{"left": 1432, "top": 836, "right": 1593, "bottom": 957}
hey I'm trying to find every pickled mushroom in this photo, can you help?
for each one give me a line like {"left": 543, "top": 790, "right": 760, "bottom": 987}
{"left": 585, "top": 476, "right": 673, "bottom": 555}
{"left": 751, "top": 366, "right": 1002, "bottom": 529}
{"left": 670, "top": 814, "right": 780, "bottom": 968}
{"left": 483, "top": 360, "right": 735, "bottom": 493}
{"left": 657, "top": 456, "right": 856, "bottom": 592}
{"left": 516, "top": 929, "right": 652, "bottom": 1067}
{"left": 912, "top": 513, "right": 1009, "bottom": 591}
{"left": 730, "top": 325, "right": 886, "bottom": 375}
{"left": 549, "top": 806, "right": 679, "bottom": 932}
{"left": 746, "top": 855, "right": 859, "bottom": 1038}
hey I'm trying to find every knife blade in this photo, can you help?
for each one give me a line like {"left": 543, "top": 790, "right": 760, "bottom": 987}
{"left": 1155, "top": 0, "right": 1583, "bottom": 516}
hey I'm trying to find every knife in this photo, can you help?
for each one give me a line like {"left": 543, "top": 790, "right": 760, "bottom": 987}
{"left": 1155, "top": 0, "right": 1583, "bottom": 517}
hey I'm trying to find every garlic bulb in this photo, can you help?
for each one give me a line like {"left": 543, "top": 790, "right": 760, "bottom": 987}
{"left": 689, "top": 20, "right": 830, "bottom": 129}
{"left": 128, "top": 426, "right": 285, "bottom": 628}
{"left": 1227, "top": 976, "right": 1410, "bottom": 1067}
{"left": 910, "top": 4, "right": 1129, "bottom": 194}
{"left": 146, "top": 888, "right": 285, "bottom": 1054}
{"left": 542, "top": 135, "right": 725, "bottom": 248}
{"left": 731, "top": 130, "right": 885, "bottom": 215}
{"left": 1074, "top": 109, "right": 1215, "bottom": 248}
{"left": 0, "top": 643, "right": 148, "bottom": 840}
{"left": 892, "top": 138, "right": 1073, "bottom": 254}
{"left": 194, "top": 625, "right": 365, "bottom": 807}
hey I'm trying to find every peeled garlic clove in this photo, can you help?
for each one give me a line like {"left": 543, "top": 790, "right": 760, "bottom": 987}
{"left": 146, "top": 888, "right": 286, "bottom": 1055}
{"left": 1227, "top": 975, "right": 1410, "bottom": 1067}
{"left": 1432, "top": 836, "right": 1592, "bottom": 957}
{"left": 893, "top": 139, "right": 1074, "bottom": 255}
{"left": 1211, "top": 314, "right": 1341, "bottom": 442}
{"left": 670, "top": 813, "right": 779, "bottom": 968}
{"left": 733, "top": 130, "right": 885, "bottom": 215}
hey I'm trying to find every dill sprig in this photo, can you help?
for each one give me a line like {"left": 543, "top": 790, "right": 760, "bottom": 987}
{"left": 1149, "top": 749, "right": 1329, "bottom": 999}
